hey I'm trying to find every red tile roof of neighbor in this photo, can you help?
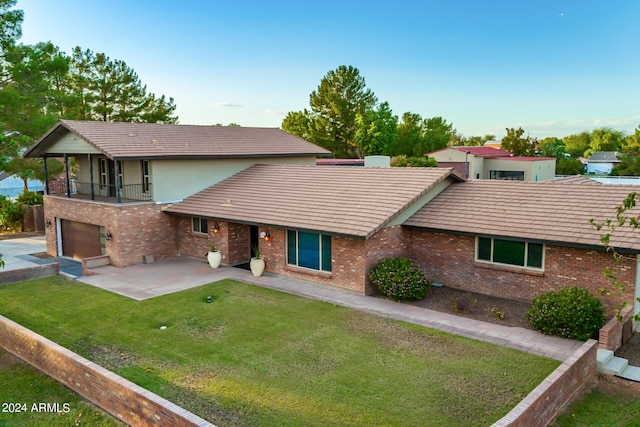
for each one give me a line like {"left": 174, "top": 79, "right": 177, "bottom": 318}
{"left": 165, "top": 165, "right": 464, "bottom": 238}
{"left": 25, "top": 120, "right": 331, "bottom": 159}
{"left": 405, "top": 180, "right": 640, "bottom": 251}
{"left": 428, "top": 146, "right": 513, "bottom": 157}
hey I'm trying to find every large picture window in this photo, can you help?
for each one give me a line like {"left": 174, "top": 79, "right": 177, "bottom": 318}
{"left": 287, "top": 230, "right": 331, "bottom": 272}
{"left": 476, "top": 237, "right": 543, "bottom": 269}
{"left": 192, "top": 217, "right": 208, "bottom": 234}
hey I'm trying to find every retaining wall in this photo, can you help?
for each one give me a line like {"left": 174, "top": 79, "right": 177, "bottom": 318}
{"left": 0, "top": 262, "right": 58, "bottom": 285}
{"left": 599, "top": 305, "right": 635, "bottom": 351}
{"left": 0, "top": 314, "right": 214, "bottom": 427}
{"left": 491, "top": 339, "right": 598, "bottom": 427}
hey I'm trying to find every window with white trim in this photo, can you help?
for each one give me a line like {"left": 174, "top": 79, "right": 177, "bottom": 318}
{"left": 99, "top": 158, "right": 108, "bottom": 189}
{"left": 476, "top": 237, "right": 544, "bottom": 270}
{"left": 287, "top": 230, "right": 331, "bottom": 272}
{"left": 192, "top": 217, "right": 208, "bottom": 234}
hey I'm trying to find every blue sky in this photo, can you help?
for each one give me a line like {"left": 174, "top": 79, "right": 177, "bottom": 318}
{"left": 18, "top": 0, "right": 640, "bottom": 139}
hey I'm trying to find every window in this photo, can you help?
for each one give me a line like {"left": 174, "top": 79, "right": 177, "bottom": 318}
{"left": 476, "top": 237, "right": 543, "bottom": 269}
{"left": 116, "top": 160, "right": 124, "bottom": 189}
{"left": 489, "top": 170, "right": 524, "bottom": 181}
{"left": 141, "top": 160, "right": 150, "bottom": 193}
{"left": 287, "top": 230, "right": 331, "bottom": 272}
{"left": 192, "top": 217, "right": 208, "bottom": 234}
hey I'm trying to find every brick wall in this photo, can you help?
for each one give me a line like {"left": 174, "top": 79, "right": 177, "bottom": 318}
{"left": 492, "top": 340, "right": 598, "bottom": 427}
{"left": 410, "top": 230, "right": 635, "bottom": 315}
{"left": 0, "top": 263, "right": 58, "bottom": 285}
{"left": 0, "top": 314, "right": 212, "bottom": 427}
{"left": 44, "top": 196, "right": 178, "bottom": 267}
{"left": 177, "top": 219, "right": 250, "bottom": 265}
{"left": 364, "top": 226, "right": 411, "bottom": 293}
{"left": 599, "top": 305, "right": 635, "bottom": 351}
{"left": 22, "top": 205, "right": 44, "bottom": 232}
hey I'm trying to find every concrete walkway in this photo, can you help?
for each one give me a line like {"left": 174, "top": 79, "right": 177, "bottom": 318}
{"left": 80, "top": 256, "right": 583, "bottom": 361}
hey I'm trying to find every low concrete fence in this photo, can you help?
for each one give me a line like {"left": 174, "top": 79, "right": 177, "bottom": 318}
{"left": 599, "top": 305, "right": 634, "bottom": 351}
{"left": 0, "top": 314, "right": 214, "bottom": 427}
{"left": 491, "top": 339, "right": 598, "bottom": 427}
{"left": 82, "top": 254, "right": 110, "bottom": 273}
{"left": 0, "top": 262, "right": 58, "bottom": 285}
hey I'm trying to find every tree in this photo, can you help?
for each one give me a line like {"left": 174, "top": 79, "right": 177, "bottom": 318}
{"left": 354, "top": 101, "right": 397, "bottom": 156}
{"left": 422, "top": 116, "right": 454, "bottom": 153}
{"left": 501, "top": 127, "right": 534, "bottom": 156}
{"left": 563, "top": 132, "right": 591, "bottom": 157}
{"left": 622, "top": 125, "right": 640, "bottom": 153}
{"left": 308, "top": 65, "right": 377, "bottom": 158}
{"left": 538, "top": 137, "right": 565, "bottom": 158}
{"left": 281, "top": 109, "right": 312, "bottom": 141}
{"left": 395, "top": 112, "right": 424, "bottom": 156}
{"left": 587, "top": 127, "right": 623, "bottom": 157}
{"left": 556, "top": 157, "right": 584, "bottom": 175}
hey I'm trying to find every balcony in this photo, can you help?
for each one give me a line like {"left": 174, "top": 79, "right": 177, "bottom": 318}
{"left": 48, "top": 179, "right": 153, "bottom": 203}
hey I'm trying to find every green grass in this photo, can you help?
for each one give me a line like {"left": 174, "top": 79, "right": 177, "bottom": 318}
{"left": 553, "top": 388, "right": 640, "bottom": 426}
{"left": 0, "top": 276, "right": 560, "bottom": 426}
{"left": 0, "top": 352, "right": 123, "bottom": 426}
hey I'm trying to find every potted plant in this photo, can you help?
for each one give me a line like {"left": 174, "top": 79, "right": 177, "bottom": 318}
{"left": 207, "top": 243, "right": 222, "bottom": 269}
{"left": 250, "top": 245, "right": 265, "bottom": 277}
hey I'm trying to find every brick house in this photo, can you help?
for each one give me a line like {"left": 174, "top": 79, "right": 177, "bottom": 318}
{"left": 24, "top": 120, "right": 329, "bottom": 267}
{"left": 25, "top": 121, "right": 640, "bottom": 319}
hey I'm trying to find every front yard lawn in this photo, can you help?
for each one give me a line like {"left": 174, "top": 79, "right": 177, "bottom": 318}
{"left": 0, "top": 277, "right": 560, "bottom": 426}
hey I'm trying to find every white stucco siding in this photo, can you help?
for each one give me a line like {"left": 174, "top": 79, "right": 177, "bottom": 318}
{"left": 151, "top": 156, "right": 317, "bottom": 201}
{"left": 46, "top": 133, "right": 101, "bottom": 155}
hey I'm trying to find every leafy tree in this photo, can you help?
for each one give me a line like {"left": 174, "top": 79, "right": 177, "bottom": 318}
{"left": 308, "top": 65, "right": 377, "bottom": 158}
{"left": 586, "top": 127, "right": 623, "bottom": 157}
{"left": 538, "top": 137, "right": 565, "bottom": 158}
{"left": 556, "top": 157, "right": 584, "bottom": 175}
{"left": 452, "top": 134, "right": 495, "bottom": 147}
{"left": 501, "top": 127, "right": 534, "bottom": 156}
{"left": 281, "top": 109, "right": 312, "bottom": 141}
{"left": 354, "top": 101, "right": 397, "bottom": 156}
{"left": 391, "top": 155, "right": 438, "bottom": 167}
{"left": 395, "top": 112, "right": 424, "bottom": 156}
{"left": 622, "top": 125, "right": 640, "bottom": 153}
{"left": 423, "top": 116, "right": 454, "bottom": 153}
{"left": 563, "top": 132, "right": 591, "bottom": 157}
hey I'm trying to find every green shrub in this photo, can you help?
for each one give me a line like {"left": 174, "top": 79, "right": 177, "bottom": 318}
{"left": 526, "top": 287, "right": 606, "bottom": 340}
{"left": 0, "top": 197, "right": 24, "bottom": 232}
{"left": 16, "top": 190, "right": 43, "bottom": 205}
{"left": 369, "top": 257, "right": 430, "bottom": 301}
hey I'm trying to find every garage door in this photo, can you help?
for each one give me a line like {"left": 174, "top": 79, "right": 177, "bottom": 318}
{"left": 61, "top": 220, "right": 102, "bottom": 259}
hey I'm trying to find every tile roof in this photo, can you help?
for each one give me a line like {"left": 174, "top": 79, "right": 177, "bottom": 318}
{"left": 165, "top": 165, "right": 464, "bottom": 238}
{"left": 404, "top": 180, "right": 640, "bottom": 251}
{"left": 25, "top": 120, "right": 331, "bottom": 159}
{"left": 449, "top": 146, "right": 513, "bottom": 156}
{"left": 588, "top": 151, "right": 621, "bottom": 162}
{"left": 550, "top": 175, "right": 601, "bottom": 185}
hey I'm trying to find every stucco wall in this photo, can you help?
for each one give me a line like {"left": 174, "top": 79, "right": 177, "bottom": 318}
{"left": 151, "top": 156, "right": 316, "bottom": 201}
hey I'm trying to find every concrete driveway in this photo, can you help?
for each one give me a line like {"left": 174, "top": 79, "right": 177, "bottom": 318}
{"left": 0, "top": 235, "right": 48, "bottom": 271}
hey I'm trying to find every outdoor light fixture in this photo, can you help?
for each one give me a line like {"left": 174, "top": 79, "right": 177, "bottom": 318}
{"left": 45, "top": 218, "right": 52, "bottom": 227}
{"left": 104, "top": 230, "right": 112, "bottom": 240}
{"left": 213, "top": 223, "right": 220, "bottom": 234}
{"left": 261, "top": 230, "right": 271, "bottom": 242}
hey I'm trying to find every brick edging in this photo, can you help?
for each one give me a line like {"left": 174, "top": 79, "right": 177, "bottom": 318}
{"left": 491, "top": 339, "right": 598, "bottom": 427}
{"left": 0, "top": 314, "right": 214, "bottom": 427}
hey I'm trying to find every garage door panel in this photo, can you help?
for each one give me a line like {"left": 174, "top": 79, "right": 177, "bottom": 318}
{"left": 61, "top": 220, "right": 102, "bottom": 259}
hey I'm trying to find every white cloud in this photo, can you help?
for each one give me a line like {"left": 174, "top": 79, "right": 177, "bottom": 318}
{"left": 213, "top": 102, "right": 243, "bottom": 108}
{"left": 265, "top": 109, "right": 286, "bottom": 116}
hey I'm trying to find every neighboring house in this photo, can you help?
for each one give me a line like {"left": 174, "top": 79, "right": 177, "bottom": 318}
{"left": 0, "top": 172, "right": 44, "bottom": 198}
{"left": 586, "top": 151, "right": 621, "bottom": 174}
{"left": 24, "top": 120, "right": 640, "bottom": 320}
{"left": 24, "top": 120, "right": 330, "bottom": 266}
{"left": 428, "top": 146, "right": 556, "bottom": 181}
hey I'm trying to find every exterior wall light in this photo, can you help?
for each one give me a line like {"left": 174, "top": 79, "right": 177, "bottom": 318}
{"left": 260, "top": 230, "right": 271, "bottom": 242}
{"left": 45, "top": 218, "right": 52, "bottom": 227}
{"left": 104, "top": 231, "right": 112, "bottom": 240}
{"left": 213, "top": 223, "right": 220, "bottom": 234}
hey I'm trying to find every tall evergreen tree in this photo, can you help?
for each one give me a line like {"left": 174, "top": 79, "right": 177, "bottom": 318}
{"left": 354, "top": 101, "right": 397, "bottom": 156}
{"left": 308, "top": 65, "right": 377, "bottom": 158}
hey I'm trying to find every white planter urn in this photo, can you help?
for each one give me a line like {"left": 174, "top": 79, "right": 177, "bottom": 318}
{"left": 250, "top": 257, "right": 265, "bottom": 276}
{"left": 207, "top": 251, "right": 222, "bottom": 269}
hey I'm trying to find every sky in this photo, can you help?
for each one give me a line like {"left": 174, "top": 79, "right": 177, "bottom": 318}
{"left": 17, "top": 0, "right": 640, "bottom": 139}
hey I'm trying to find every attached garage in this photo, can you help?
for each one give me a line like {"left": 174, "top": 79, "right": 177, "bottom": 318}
{"left": 60, "top": 220, "right": 103, "bottom": 259}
